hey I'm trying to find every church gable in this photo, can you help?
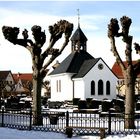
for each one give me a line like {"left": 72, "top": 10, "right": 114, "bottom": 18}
{"left": 74, "top": 58, "right": 117, "bottom": 100}
{"left": 73, "top": 58, "right": 117, "bottom": 79}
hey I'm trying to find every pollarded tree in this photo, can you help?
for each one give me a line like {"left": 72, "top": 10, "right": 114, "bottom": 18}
{"left": 2, "top": 20, "right": 73, "bottom": 125}
{"left": 108, "top": 16, "right": 140, "bottom": 129}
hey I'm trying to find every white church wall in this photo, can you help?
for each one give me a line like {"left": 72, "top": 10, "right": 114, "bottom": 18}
{"left": 73, "top": 79, "right": 85, "bottom": 100}
{"left": 50, "top": 73, "right": 74, "bottom": 101}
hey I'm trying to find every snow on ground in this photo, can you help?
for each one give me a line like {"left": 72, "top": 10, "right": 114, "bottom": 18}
{"left": 0, "top": 128, "right": 140, "bottom": 140}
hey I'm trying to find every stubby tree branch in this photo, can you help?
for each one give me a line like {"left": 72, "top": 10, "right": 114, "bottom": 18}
{"left": 108, "top": 16, "right": 133, "bottom": 74}
{"left": 2, "top": 20, "right": 73, "bottom": 78}
{"left": 40, "top": 20, "right": 73, "bottom": 73}
{"left": 31, "top": 25, "right": 46, "bottom": 47}
{"left": 2, "top": 26, "right": 34, "bottom": 52}
{"left": 108, "top": 18, "right": 126, "bottom": 72}
{"left": 134, "top": 42, "right": 140, "bottom": 54}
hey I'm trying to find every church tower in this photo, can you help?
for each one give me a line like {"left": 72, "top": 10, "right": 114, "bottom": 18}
{"left": 71, "top": 10, "right": 88, "bottom": 52}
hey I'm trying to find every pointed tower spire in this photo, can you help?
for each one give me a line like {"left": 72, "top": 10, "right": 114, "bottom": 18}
{"left": 71, "top": 9, "right": 87, "bottom": 52}
{"left": 77, "top": 9, "right": 80, "bottom": 27}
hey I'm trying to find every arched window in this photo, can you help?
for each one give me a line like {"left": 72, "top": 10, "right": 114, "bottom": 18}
{"left": 98, "top": 80, "right": 103, "bottom": 95}
{"left": 106, "top": 81, "right": 110, "bottom": 95}
{"left": 91, "top": 81, "right": 95, "bottom": 95}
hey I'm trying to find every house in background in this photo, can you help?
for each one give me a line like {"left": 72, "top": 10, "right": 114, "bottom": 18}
{"left": 112, "top": 61, "right": 140, "bottom": 97}
{"left": 13, "top": 73, "right": 33, "bottom": 97}
{"left": 0, "top": 71, "right": 33, "bottom": 98}
{"left": 0, "top": 71, "right": 15, "bottom": 98}
{"left": 49, "top": 25, "right": 118, "bottom": 101}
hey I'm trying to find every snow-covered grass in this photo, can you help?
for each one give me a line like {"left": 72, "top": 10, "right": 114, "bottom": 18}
{"left": 0, "top": 127, "right": 140, "bottom": 139}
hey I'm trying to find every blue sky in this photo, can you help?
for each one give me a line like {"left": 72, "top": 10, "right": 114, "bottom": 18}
{"left": 0, "top": 1, "right": 140, "bottom": 73}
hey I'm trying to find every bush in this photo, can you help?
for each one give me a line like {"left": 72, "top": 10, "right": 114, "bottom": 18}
{"left": 48, "top": 101, "right": 63, "bottom": 109}
{"left": 89, "top": 99, "right": 101, "bottom": 109}
{"left": 78, "top": 100, "right": 87, "bottom": 109}
{"left": 136, "top": 102, "right": 140, "bottom": 110}
{"left": 73, "top": 98, "right": 80, "bottom": 105}
{"left": 112, "top": 99, "right": 124, "bottom": 112}
{"left": 86, "top": 98, "right": 93, "bottom": 108}
{"left": 102, "top": 101, "right": 112, "bottom": 112}
{"left": 41, "top": 97, "right": 48, "bottom": 106}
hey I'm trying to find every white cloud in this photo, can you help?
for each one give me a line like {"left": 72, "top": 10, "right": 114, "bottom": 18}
{"left": 0, "top": 8, "right": 59, "bottom": 27}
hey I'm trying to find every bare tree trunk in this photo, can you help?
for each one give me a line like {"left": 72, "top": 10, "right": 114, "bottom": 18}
{"left": 124, "top": 67, "right": 136, "bottom": 129}
{"left": 32, "top": 70, "right": 43, "bottom": 125}
{"left": 1, "top": 20, "right": 73, "bottom": 126}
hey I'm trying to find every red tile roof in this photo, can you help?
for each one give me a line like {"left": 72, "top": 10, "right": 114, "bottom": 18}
{"left": 13, "top": 73, "right": 32, "bottom": 82}
{"left": 112, "top": 61, "right": 140, "bottom": 79}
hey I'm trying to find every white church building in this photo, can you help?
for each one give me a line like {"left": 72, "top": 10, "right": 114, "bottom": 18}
{"left": 49, "top": 25, "right": 118, "bottom": 101}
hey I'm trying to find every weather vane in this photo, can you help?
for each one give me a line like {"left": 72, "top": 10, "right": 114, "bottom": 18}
{"left": 77, "top": 9, "right": 80, "bottom": 27}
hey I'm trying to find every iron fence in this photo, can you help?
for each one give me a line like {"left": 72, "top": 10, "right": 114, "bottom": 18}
{"left": 0, "top": 108, "right": 140, "bottom": 136}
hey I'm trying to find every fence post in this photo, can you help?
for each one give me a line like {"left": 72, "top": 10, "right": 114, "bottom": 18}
{"left": 65, "top": 111, "right": 73, "bottom": 138}
{"left": 108, "top": 110, "right": 111, "bottom": 134}
{"left": 29, "top": 108, "right": 32, "bottom": 130}
{"left": 66, "top": 111, "right": 69, "bottom": 127}
{"left": 1, "top": 107, "right": 4, "bottom": 127}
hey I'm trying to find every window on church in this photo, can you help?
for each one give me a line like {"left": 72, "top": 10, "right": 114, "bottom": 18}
{"left": 56, "top": 80, "right": 58, "bottom": 92}
{"left": 91, "top": 81, "right": 95, "bottom": 95}
{"left": 98, "top": 79, "right": 103, "bottom": 95}
{"left": 56, "top": 80, "right": 61, "bottom": 92}
{"left": 106, "top": 81, "right": 110, "bottom": 95}
{"left": 59, "top": 80, "right": 61, "bottom": 92}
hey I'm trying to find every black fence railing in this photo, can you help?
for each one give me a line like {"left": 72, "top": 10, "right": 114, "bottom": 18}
{"left": 0, "top": 108, "right": 140, "bottom": 136}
